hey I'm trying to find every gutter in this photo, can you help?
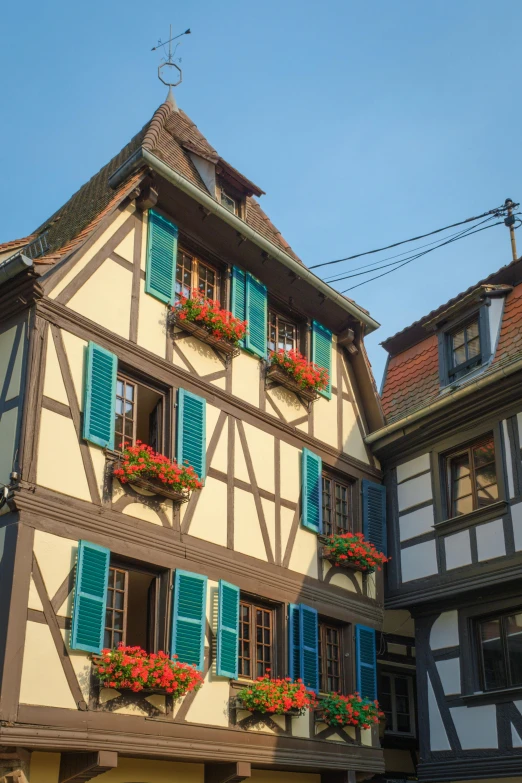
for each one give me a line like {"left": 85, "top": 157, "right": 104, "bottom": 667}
{"left": 109, "top": 149, "right": 380, "bottom": 335}
{"left": 0, "top": 253, "right": 33, "bottom": 285}
{"left": 365, "top": 355, "right": 522, "bottom": 445}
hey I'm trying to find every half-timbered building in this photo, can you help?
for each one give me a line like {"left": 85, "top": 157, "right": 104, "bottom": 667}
{"left": 370, "top": 255, "right": 522, "bottom": 781}
{"left": 0, "top": 92, "right": 388, "bottom": 783}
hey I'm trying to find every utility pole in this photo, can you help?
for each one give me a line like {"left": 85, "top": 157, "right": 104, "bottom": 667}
{"left": 504, "top": 198, "right": 518, "bottom": 262}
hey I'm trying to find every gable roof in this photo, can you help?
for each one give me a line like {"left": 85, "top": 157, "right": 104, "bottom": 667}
{"left": 380, "top": 256, "right": 522, "bottom": 424}
{"left": 2, "top": 99, "right": 297, "bottom": 267}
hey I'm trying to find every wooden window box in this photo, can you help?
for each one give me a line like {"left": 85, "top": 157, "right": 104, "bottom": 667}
{"left": 168, "top": 312, "right": 240, "bottom": 359}
{"left": 112, "top": 460, "right": 190, "bottom": 503}
{"left": 265, "top": 364, "right": 319, "bottom": 403}
{"left": 232, "top": 697, "right": 302, "bottom": 717}
{"left": 319, "top": 544, "right": 370, "bottom": 574}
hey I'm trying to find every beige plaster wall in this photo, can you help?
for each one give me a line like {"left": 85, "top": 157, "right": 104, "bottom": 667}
{"left": 36, "top": 408, "right": 91, "bottom": 501}
{"left": 231, "top": 352, "right": 260, "bottom": 407}
{"left": 68, "top": 258, "right": 133, "bottom": 339}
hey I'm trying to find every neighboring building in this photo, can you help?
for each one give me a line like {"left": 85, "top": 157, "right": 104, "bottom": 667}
{"left": 0, "top": 92, "right": 388, "bottom": 783}
{"left": 369, "top": 256, "right": 522, "bottom": 781}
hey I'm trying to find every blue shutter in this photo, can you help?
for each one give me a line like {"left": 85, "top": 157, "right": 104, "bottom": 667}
{"left": 82, "top": 342, "right": 117, "bottom": 449}
{"left": 288, "top": 604, "right": 301, "bottom": 681}
{"left": 245, "top": 273, "right": 267, "bottom": 358}
{"left": 171, "top": 569, "right": 207, "bottom": 671}
{"left": 176, "top": 388, "right": 206, "bottom": 481}
{"left": 299, "top": 604, "right": 319, "bottom": 693}
{"left": 312, "top": 320, "right": 332, "bottom": 399}
{"left": 362, "top": 480, "right": 387, "bottom": 555}
{"left": 302, "top": 448, "right": 322, "bottom": 533}
{"left": 145, "top": 210, "right": 178, "bottom": 304}
{"left": 216, "top": 580, "right": 239, "bottom": 679}
{"left": 355, "top": 625, "right": 377, "bottom": 700}
{"left": 71, "top": 540, "right": 110, "bottom": 653}
{"left": 231, "top": 267, "right": 246, "bottom": 348}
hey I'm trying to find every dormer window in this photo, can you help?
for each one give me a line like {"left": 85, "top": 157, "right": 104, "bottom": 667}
{"left": 448, "top": 317, "right": 481, "bottom": 380}
{"left": 220, "top": 189, "right": 238, "bottom": 215}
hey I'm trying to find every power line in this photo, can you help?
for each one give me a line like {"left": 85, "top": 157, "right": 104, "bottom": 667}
{"left": 309, "top": 203, "right": 511, "bottom": 271}
{"left": 325, "top": 214, "right": 498, "bottom": 286}
{"left": 342, "top": 220, "right": 504, "bottom": 292}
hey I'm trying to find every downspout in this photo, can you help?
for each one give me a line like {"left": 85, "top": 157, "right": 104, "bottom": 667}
{"left": 0, "top": 253, "right": 33, "bottom": 285}
{"left": 109, "top": 149, "right": 380, "bottom": 335}
{"left": 365, "top": 355, "right": 522, "bottom": 445}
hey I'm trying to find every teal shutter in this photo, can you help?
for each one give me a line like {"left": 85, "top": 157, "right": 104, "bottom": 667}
{"left": 288, "top": 604, "right": 301, "bottom": 681}
{"left": 355, "top": 625, "right": 377, "bottom": 700}
{"left": 216, "top": 580, "right": 239, "bottom": 678}
{"left": 362, "top": 480, "right": 387, "bottom": 555}
{"left": 171, "top": 569, "right": 207, "bottom": 671}
{"left": 176, "top": 388, "right": 206, "bottom": 481}
{"left": 82, "top": 342, "right": 117, "bottom": 449}
{"left": 312, "top": 321, "right": 332, "bottom": 399}
{"left": 145, "top": 209, "right": 178, "bottom": 304}
{"left": 302, "top": 448, "right": 322, "bottom": 533}
{"left": 245, "top": 273, "right": 267, "bottom": 358}
{"left": 299, "top": 604, "right": 319, "bottom": 693}
{"left": 231, "top": 267, "right": 246, "bottom": 348}
{"left": 71, "top": 540, "right": 110, "bottom": 653}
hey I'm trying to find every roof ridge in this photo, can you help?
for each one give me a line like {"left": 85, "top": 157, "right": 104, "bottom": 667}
{"left": 143, "top": 101, "right": 174, "bottom": 152}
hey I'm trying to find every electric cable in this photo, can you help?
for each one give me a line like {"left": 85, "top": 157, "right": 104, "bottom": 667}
{"left": 309, "top": 203, "right": 512, "bottom": 271}
{"left": 342, "top": 220, "right": 504, "bottom": 292}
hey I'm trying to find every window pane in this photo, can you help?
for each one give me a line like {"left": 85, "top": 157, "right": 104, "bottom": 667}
{"left": 467, "top": 336, "right": 480, "bottom": 358}
{"left": 474, "top": 439, "right": 495, "bottom": 468}
{"left": 452, "top": 329, "right": 466, "bottom": 349}
{"left": 454, "top": 494, "right": 473, "bottom": 516}
{"left": 467, "top": 320, "right": 479, "bottom": 340}
{"left": 453, "top": 345, "right": 467, "bottom": 365}
{"left": 506, "top": 614, "right": 522, "bottom": 686}
{"left": 397, "top": 712, "right": 411, "bottom": 733}
{"left": 480, "top": 619, "right": 506, "bottom": 690}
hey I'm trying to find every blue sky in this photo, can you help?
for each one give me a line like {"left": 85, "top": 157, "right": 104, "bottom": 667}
{"left": 2, "top": 1, "right": 520, "bottom": 384}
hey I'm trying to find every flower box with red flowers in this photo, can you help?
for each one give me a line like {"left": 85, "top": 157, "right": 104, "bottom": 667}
{"left": 320, "top": 532, "right": 389, "bottom": 573}
{"left": 92, "top": 645, "right": 204, "bottom": 698}
{"left": 169, "top": 290, "right": 247, "bottom": 357}
{"left": 235, "top": 675, "right": 317, "bottom": 716}
{"left": 316, "top": 692, "right": 384, "bottom": 731}
{"left": 112, "top": 441, "right": 202, "bottom": 502}
{"left": 266, "top": 350, "right": 329, "bottom": 402}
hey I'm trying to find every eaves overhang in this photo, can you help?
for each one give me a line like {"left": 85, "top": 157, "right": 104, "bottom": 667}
{"left": 108, "top": 148, "right": 380, "bottom": 335}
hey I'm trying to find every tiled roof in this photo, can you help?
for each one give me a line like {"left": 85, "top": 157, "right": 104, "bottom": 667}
{"left": 0, "top": 99, "right": 299, "bottom": 267}
{"left": 381, "top": 335, "right": 440, "bottom": 422}
{"left": 0, "top": 235, "right": 37, "bottom": 254}
{"left": 381, "top": 274, "right": 522, "bottom": 423}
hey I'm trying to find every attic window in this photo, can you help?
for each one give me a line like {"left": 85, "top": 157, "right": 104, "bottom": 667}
{"left": 220, "top": 189, "right": 238, "bottom": 215}
{"left": 448, "top": 317, "right": 482, "bottom": 380}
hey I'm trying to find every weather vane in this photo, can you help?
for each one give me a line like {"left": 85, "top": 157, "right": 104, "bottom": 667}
{"left": 152, "top": 25, "right": 191, "bottom": 91}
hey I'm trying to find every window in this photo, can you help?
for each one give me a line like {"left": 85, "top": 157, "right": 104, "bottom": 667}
{"left": 380, "top": 672, "right": 415, "bottom": 736}
{"left": 318, "top": 622, "right": 343, "bottom": 692}
{"left": 115, "top": 376, "right": 163, "bottom": 452}
{"left": 322, "top": 476, "right": 354, "bottom": 535}
{"left": 448, "top": 317, "right": 482, "bottom": 380}
{"left": 267, "top": 310, "right": 298, "bottom": 353}
{"left": 446, "top": 434, "right": 498, "bottom": 517}
{"left": 176, "top": 249, "right": 221, "bottom": 302}
{"left": 478, "top": 610, "right": 522, "bottom": 691}
{"left": 104, "top": 563, "right": 160, "bottom": 652}
{"left": 220, "top": 189, "right": 238, "bottom": 215}
{"left": 238, "top": 599, "right": 274, "bottom": 679}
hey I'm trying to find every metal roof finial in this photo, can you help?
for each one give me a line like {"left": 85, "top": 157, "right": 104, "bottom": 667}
{"left": 152, "top": 24, "right": 191, "bottom": 111}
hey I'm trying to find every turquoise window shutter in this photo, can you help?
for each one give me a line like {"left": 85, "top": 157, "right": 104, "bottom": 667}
{"left": 245, "top": 273, "right": 267, "bottom": 358}
{"left": 145, "top": 209, "right": 178, "bottom": 304}
{"left": 82, "top": 342, "right": 117, "bottom": 449}
{"left": 231, "top": 267, "right": 246, "bottom": 347}
{"left": 355, "top": 624, "right": 377, "bottom": 700}
{"left": 176, "top": 388, "right": 206, "bottom": 481}
{"left": 362, "top": 480, "right": 387, "bottom": 555}
{"left": 299, "top": 604, "right": 319, "bottom": 693}
{"left": 288, "top": 604, "right": 301, "bottom": 681}
{"left": 171, "top": 569, "right": 207, "bottom": 671}
{"left": 312, "top": 320, "right": 332, "bottom": 399}
{"left": 71, "top": 540, "right": 110, "bottom": 653}
{"left": 216, "top": 580, "right": 240, "bottom": 678}
{"left": 301, "top": 448, "right": 322, "bottom": 533}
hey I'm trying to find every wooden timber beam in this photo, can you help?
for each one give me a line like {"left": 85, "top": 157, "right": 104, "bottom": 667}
{"left": 205, "top": 762, "right": 251, "bottom": 783}
{"left": 59, "top": 752, "right": 118, "bottom": 783}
